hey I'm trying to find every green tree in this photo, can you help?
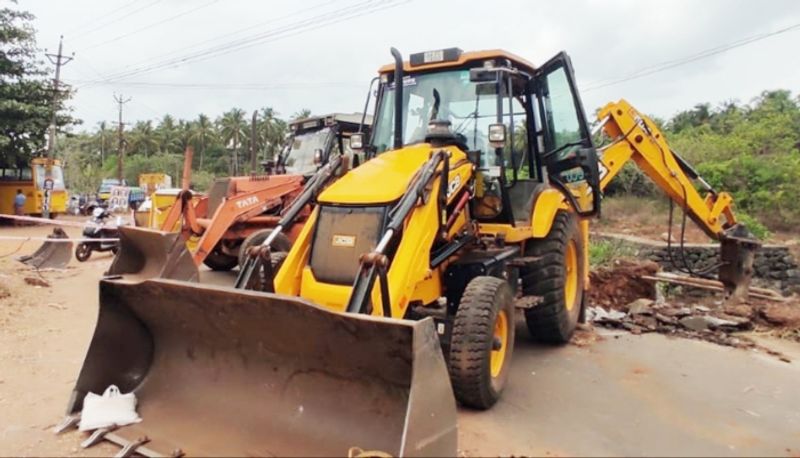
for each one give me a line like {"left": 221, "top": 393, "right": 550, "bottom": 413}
{"left": 189, "top": 114, "right": 217, "bottom": 170}
{"left": 129, "top": 120, "right": 158, "bottom": 157}
{"left": 291, "top": 108, "right": 312, "bottom": 121}
{"left": 0, "top": 4, "right": 76, "bottom": 166}
{"left": 218, "top": 108, "right": 246, "bottom": 175}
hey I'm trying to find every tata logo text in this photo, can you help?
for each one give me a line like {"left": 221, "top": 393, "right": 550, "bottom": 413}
{"left": 236, "top": 196, "right": 260, "bottom": 209}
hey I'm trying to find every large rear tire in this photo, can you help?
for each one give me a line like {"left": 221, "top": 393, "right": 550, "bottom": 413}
{"left": 237, "top": 229, "right": 293, "bottom": 268}
{"left": 203, "top": 246, "right": 239, "bottom": 271}
{"left": 522, "top": 211, "right": 584, "bottom": 344}
{"left": 448, "top": 276, "right": 515, "bottom": 409}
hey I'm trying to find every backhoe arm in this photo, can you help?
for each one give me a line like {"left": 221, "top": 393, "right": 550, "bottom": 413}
{"left": 595, "top": 99, "right": 736, "bottom": 240}
{"left": 594, "top": 99, "right": 760, "bottom": 299}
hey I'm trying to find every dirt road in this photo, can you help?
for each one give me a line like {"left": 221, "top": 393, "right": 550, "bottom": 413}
{"left": 1, "top": 222, "right": 799, "bottom": 456}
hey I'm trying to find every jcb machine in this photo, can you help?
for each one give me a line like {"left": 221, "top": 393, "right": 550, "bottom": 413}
{"left": 124, "top": 114, "right": 370, "bottom": 273}
{"left": 62, "top": 48, "right": 758, "bottom": 456}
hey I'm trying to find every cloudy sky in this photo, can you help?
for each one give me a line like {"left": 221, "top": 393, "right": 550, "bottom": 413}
{"left": 23, "top": 0, "right": 800, "bottom": 131}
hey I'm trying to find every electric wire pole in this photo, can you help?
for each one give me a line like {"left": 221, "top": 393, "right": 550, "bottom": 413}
{"left": 45, "top": 36, "right": 73, "bottom": 158}
{"left": 114, "top": 94, "right": 131, "bottom": 183}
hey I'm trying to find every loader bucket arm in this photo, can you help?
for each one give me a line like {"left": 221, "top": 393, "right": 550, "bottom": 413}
{"left": 67, "top": 279, "right": 457, "bottom": 456}
{"left": 595, "top": 99, "right": 761, "bottom": 297}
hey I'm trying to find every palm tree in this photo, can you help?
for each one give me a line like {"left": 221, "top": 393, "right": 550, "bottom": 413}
{"left": 190, "top": 114, "right": 217, "bottom": 170}
{"left": 258, "top": 107, "right": 286, "bottom": 162}
{"left": 219, "top": 108, "right": 247, "bottom": 175}
{"left": 291, "top": 108, "right": 312, "bottom": 121}
{"left": 157, "top": 114, "right": 181, "bottom": 154}
{"left": 129, "top": 121, "right": 159, "bottom": 157}
{"left": 94, "top": 121, "right": 111, "bottom": 165}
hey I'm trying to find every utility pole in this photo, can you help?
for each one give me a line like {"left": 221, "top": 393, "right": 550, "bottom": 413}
{"left": 250, "top": 110, "right": 258, "bottom": 174}
{"left": 114, "top": 94, "right": 131, "bottom": 183}
{"left": 45, "top": 36, "right": 73, "bottom": 158}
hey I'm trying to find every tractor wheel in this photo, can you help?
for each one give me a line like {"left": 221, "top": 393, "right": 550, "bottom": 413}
{"left": 237, "top": 229, "right": 293, "bottom": 268}
{"left": 203, "top": 245, "right": 239, "bottom": 271}
{"left": 448, "top": 276, "right": 515, "bottom": 409}
{"left": 75, "top": 243, "right": 92, "bottom": 262}
{"left": 521, "top": 211, "right": 584, "bottom": 344}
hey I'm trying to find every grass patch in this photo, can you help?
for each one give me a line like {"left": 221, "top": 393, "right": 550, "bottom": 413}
{"left": 589, "top": 238, "right": 635, "bottom": 267}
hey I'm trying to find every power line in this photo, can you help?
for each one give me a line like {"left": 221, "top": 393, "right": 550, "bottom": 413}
{"left": 583, "top": 22, "right": 800, "bottom": 92}
{"left": 70, "top": 0, "right": 164, "bottom": 41}
{"left": 65, "top": 0, "right": 141, "bottom": 35}
{"left": 66, "top": 79, "right": 365, "bottom": 90}
{"left": 81, "top": 0, "right": 408, "bottom": 86}
{"left": 103, "top": 0, "right": 339, "bottom": 73}
{"left": 80, "top": 0, "right": 220, "bottom": 51}
{"left": 113, "top": 94, "right": 132, "bottom": 182}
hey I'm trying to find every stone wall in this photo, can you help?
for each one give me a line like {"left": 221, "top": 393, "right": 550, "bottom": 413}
{"left": 593, "top": 232, "right": 800, "bottom": 294}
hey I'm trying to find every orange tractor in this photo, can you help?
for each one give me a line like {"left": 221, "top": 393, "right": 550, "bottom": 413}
{"left": 152, "top": 113, "right": 370, "bottom": 271}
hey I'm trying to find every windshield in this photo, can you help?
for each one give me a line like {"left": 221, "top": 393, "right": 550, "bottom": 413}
{"left": 371, "top": 70, "right": 500, "bottom": 155}
{"left": 283, "top": 127, "right": 332, "bottom": 175}
{"left": 34, "top": 165, "right": 65, "bottom": 190}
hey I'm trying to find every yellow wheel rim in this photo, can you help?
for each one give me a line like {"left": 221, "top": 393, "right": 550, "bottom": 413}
{"left": 490, "top": 310, "right": 508, "bottom": 378}
{"left": 564, "top": 240, "right": 578, "bottom": 311}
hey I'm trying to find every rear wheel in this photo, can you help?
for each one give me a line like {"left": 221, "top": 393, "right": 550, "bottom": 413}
{"left": 237, "top": 229, "right": 293, "bottom": 268}
{"left": 448, "top": 276, "right": 515, "bottom": 409}
{"left": 75, "top": 243, "right": 92, "bottom": 262}
{"left": 203, "top": 245, "right": 239, "bottom": 271}
{"left": 522, "top": 211, "right": 584, "bottom": 343}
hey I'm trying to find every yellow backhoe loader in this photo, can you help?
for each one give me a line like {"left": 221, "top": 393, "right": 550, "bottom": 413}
{"left": 60, "top": 48, "right": 759, "bottom": 456}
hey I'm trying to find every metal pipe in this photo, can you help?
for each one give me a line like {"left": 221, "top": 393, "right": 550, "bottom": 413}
{"left": 390, "top": 47, "right": 404, "bottom": 149}
{"left": 374, "top": 229, "right": 395, "bottom": 254}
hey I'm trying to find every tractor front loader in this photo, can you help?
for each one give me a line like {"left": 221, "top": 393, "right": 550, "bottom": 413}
{"left": 62, "top": 48, "right": 758, "bottom": 456}
{"left": 115, "top": 115, "right": 370, "bottom": 280}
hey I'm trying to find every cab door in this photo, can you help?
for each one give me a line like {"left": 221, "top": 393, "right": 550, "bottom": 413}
{"left": 531, "top": 51, "right": 600, "bottom": 216}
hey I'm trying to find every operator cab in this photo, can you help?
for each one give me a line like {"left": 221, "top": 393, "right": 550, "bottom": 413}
{"left": 356, "top": 48, "right": 601, "bottom": 224}
{"left": 276, "top": 113, "right": 372, "bottom": 176}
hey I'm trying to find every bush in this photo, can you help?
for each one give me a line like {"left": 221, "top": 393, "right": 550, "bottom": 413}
{"left": 736, "top": 213, "right": 771, "bottom": 240}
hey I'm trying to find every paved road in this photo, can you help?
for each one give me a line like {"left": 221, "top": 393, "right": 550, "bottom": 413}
{"left": 201, "top": 269, "right": 800, "bottom": 457}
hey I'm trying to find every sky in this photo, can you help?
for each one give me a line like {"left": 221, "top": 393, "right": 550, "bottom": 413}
{"left": 22, "top": 0, "right": 800, "bottom": 132}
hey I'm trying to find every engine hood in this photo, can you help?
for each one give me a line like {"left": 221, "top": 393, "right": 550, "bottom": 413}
{"left": 319, "top": 143, "right": 467, "bottom": 205}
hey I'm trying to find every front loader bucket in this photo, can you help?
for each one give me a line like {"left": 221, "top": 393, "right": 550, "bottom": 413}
{"left": 719, "top": 224, "right": 761, "bottom": 301}
{"left": 108, "top": 226, "right": 199, "bottom": 282}
{"left": 17, "top": 227, "right": 72, "bottom": 269}
{"left": 66, "top": 279, "right": 457, "bottom": 457}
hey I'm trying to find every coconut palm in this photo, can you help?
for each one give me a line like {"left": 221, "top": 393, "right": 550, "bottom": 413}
{"left": 258, "top": 107, "right": 286, "bottom": 161}
{"left": 189, "top": 114, "right": 217, "bottom": 170}
{"left": 219, "top": 108, "right": 247, "bottom": 175}
{"left": 129, "top": 121, "right": 159, "bottom": 157}
{"left": 157, "top": 114, "right": 181, "bottom": 154}
{"left": 291, "top": 108, "right": 312, "bottom": 121}
{"left": 94, "top": 121, "right": 112, "bottom": 164}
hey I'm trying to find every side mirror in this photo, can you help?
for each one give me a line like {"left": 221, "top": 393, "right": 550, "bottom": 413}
{"left": 313, "top": 148, "right": 324, "bottom": 165}
{"left": 350, "top": 133, "right": 364, "bottom": 152}
{"left": 488, "top": 123, "right": 506, "bottom": 149}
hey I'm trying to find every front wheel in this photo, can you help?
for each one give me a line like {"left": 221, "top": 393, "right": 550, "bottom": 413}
{"left": 75, "top": 243, "right": 92, "bottom": 262}
{"left": 448, "top": 276, "right": 515, "bottom": 409}
{"left": 521, "top": 211, "right": 584, "bottom": 343}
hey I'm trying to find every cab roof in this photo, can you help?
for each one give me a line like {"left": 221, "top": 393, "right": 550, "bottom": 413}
{"left": 377, "top": 49, "right": 537, "bottom": 75}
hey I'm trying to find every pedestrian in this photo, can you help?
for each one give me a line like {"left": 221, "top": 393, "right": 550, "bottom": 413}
{"left": 13, "top": 189, "right": 26, "bottom": 226}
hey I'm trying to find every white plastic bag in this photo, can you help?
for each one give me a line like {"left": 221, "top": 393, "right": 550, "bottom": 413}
{"left": 78, "top": 385, "right": 142, "bottom": 431}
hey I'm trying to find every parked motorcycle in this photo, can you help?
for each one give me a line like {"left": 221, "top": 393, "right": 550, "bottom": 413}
{"left": 75, "top": 207, "right": 121, "bottom": 262}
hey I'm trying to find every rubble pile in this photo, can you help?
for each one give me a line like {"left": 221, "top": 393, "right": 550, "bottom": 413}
{"left": 586, "top": 260, "right": 800, "bottom": 359}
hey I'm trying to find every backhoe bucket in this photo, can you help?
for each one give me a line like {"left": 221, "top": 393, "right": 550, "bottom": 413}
{"left": 108, "top": 226, "right": 199, "bottom": 281}
{"left": 719, "top": 224, "right": 761, "bottom": 301}
{"left": 17, "top": 227, "right": 72, "bottom": 269}
{"left": 66, "top": 279, "right": 457, "bottom": 457}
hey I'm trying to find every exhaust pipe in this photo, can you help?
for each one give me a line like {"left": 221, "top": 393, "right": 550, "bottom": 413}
{"left": 391, "top": 47, "right": 404, "bottom": 150}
